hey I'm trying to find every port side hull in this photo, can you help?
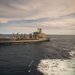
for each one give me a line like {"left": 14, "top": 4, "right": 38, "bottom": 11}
{"left": 0, "top": 38, "right": 50, "bottom": 44}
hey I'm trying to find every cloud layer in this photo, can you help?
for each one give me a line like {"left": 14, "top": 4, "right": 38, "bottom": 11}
{"left": 0, "top": 0, "right": 75, "bottom": 34}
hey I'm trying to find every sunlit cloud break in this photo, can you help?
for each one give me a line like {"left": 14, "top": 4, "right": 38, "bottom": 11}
{"left": 0, "top": 0, "right": 75, "bottom": 34}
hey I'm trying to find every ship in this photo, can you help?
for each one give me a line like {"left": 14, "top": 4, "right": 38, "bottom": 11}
{"left": 0, "top": 28, "right": 50, "bottom": 44}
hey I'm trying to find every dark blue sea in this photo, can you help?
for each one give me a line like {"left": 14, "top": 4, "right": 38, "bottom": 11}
{"left": 0, "top": 35, "right": 75, "bottom": 75}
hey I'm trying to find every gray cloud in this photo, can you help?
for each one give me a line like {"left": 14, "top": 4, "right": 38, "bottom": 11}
{"left": 0, "top": 0, "right": 74, "bottom": 19}
{"left": 0, "top": 0, "right": 75, "bottom": 34}
{"left": 59, "top": 13, "right": 75, "bottom": 18}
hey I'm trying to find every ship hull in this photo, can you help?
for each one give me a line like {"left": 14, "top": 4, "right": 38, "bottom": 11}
{"left": 0, "top": 38, "right": 50, "bottom": 44}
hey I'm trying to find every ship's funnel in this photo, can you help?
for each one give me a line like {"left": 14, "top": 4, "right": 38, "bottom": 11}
{"left": 37, "top": 28, "right": 42, "bottom": 33}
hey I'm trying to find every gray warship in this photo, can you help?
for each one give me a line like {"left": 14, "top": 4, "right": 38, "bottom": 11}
{"left": 0, "top": 28, "right": 50, "bottom": 44}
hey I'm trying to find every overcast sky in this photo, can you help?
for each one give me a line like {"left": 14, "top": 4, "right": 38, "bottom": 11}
{"left": 0, "top": 0, "right": 75, "bottom": 34}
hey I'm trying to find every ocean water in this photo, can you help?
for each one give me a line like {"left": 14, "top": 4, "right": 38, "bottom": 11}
{"left": 0, "top": 35, "right": 75, "bottom": 75}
